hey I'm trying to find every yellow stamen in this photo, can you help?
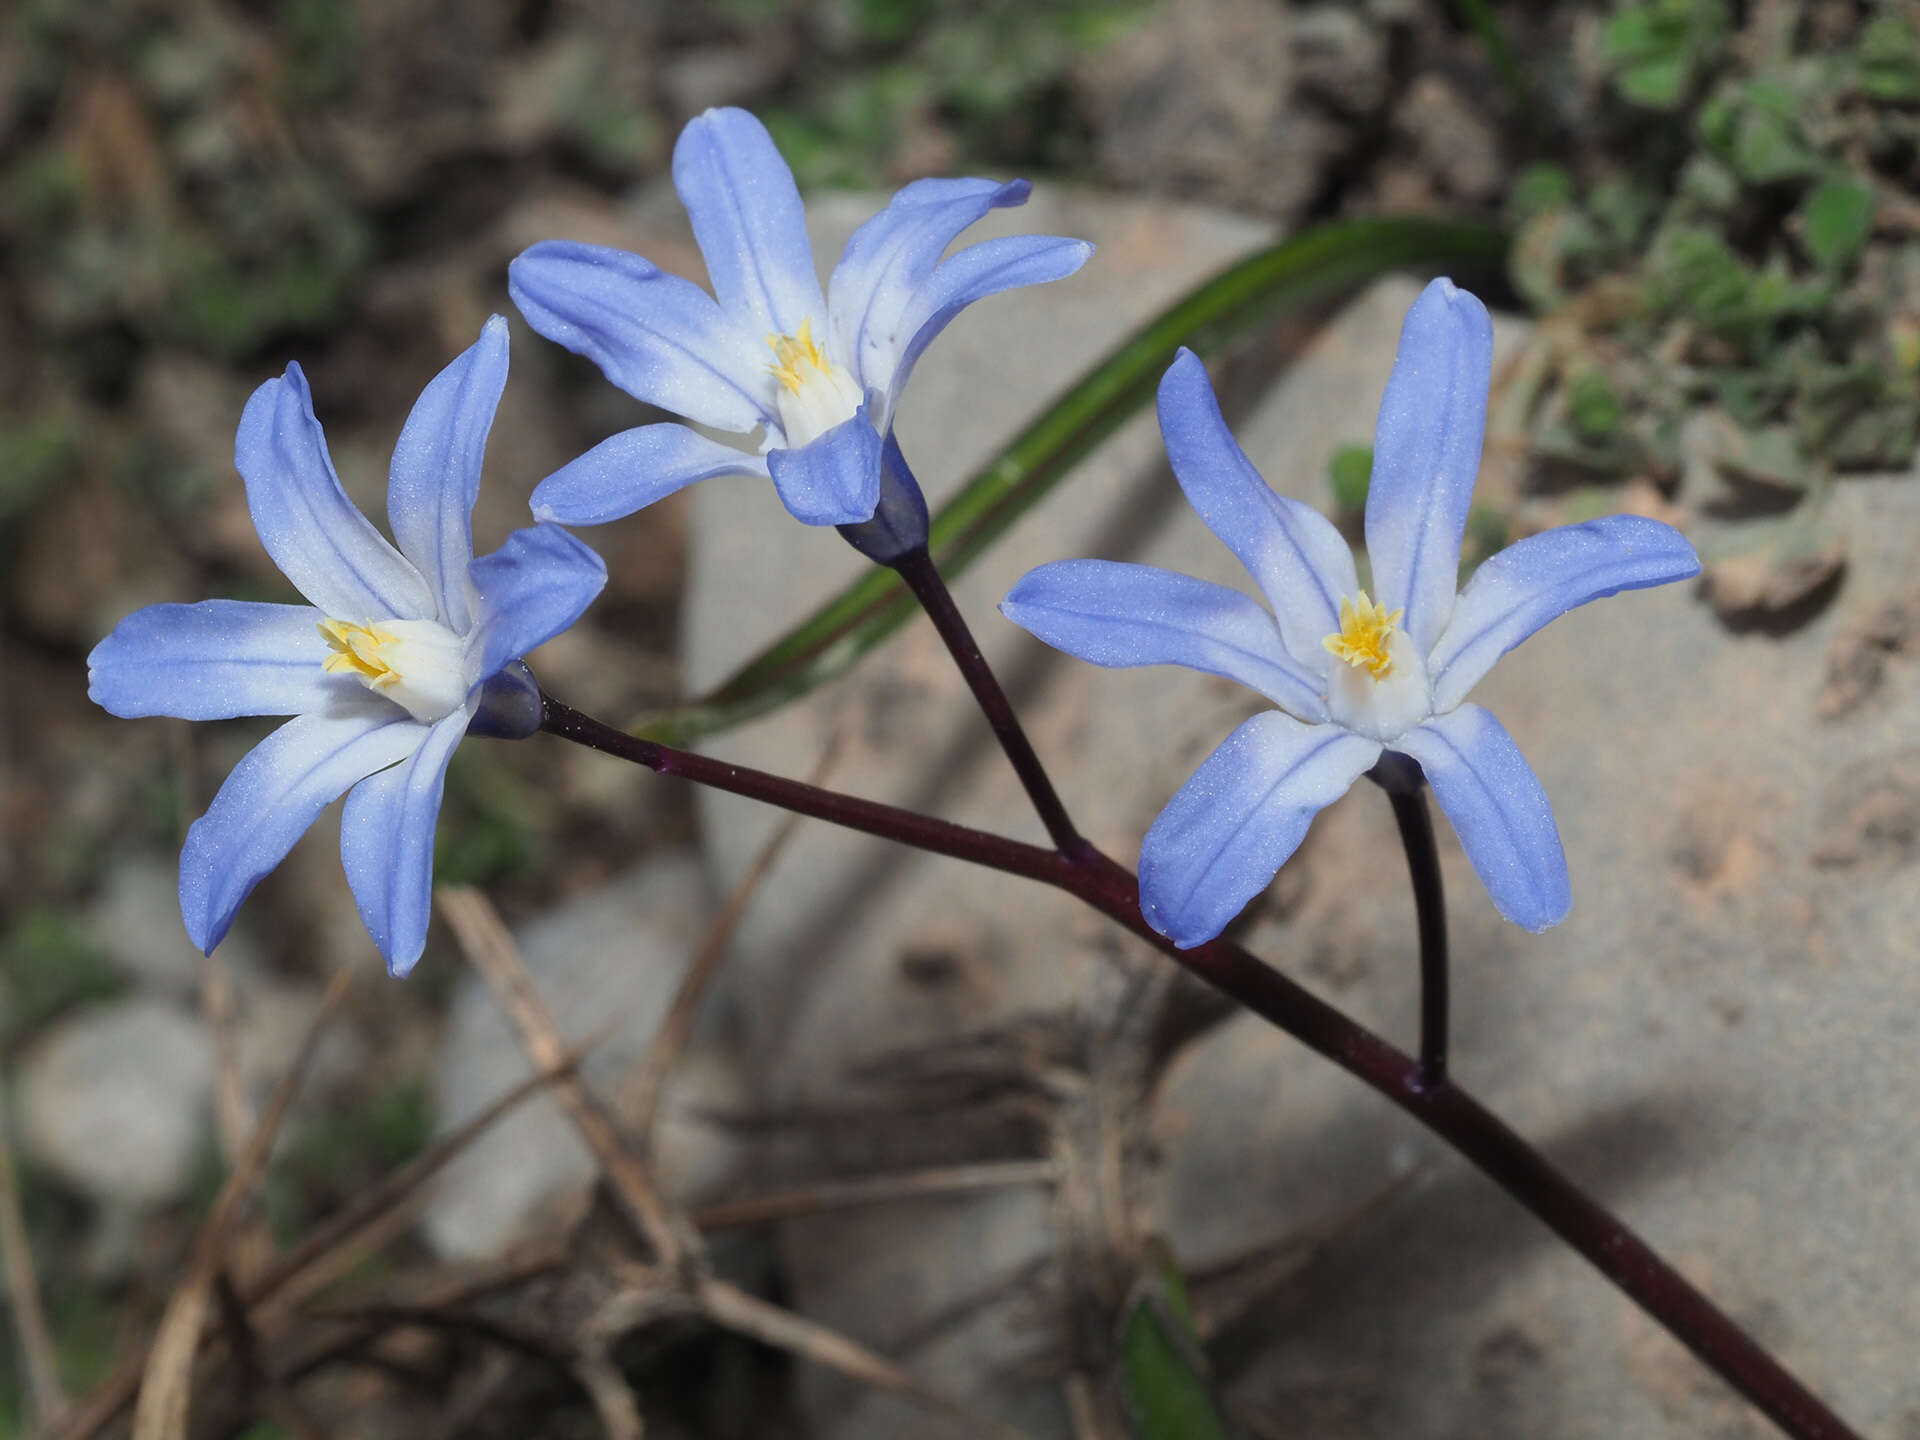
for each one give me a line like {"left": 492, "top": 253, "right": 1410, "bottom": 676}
{"left": 318, "top": 618, "right": 403, "bottom": 689}
{"left": 765, "top": 317, "right": 830, "bottom": 394}
{"left": 1322, "top": 591, "right": 1404, "bottom": 680}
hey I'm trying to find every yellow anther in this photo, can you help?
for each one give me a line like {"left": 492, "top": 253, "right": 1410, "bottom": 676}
{"left": 765, "top": 317, "right": 830, "bottom": 394}
{"left": 318, "top": 618, "right": 403, "bottom": 689}
{"left": 1322, "top": 591, "right": 1404, "bottom": 680}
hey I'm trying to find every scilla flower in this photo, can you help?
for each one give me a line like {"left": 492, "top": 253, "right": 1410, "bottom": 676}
{"left": 1002, "top": 281, "right": 1700, "bottom": 949}
{"left": 509, "top": 106, "right": 1093, "bottom": 529}
{"left": 88, "top": 318, "right": 606, "bottom": 976}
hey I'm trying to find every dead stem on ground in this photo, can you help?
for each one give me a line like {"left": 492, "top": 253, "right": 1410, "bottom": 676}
{"left": 619, "top": 725, "right": 842, "bottom": 1150}
{"left": 436, "top": 882, "right": 1037, "bottom": 1440}
{"left": 49, "top": 1028, "right": 596, "bottom": 1440}
{"left": 132, "top": 967, "right": 350, "bottom": 1440}
{"left": 0, "top": 1074, "right": 68, "bottom": 1432}
{"left": 166, "top": 722, "right": 250, "bottom": 1165}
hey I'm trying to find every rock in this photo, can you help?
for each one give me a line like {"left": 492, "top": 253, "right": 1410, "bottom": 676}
{"left": 661, "top": 45, "right": 784, "bottom": 118}
{"left": 86, "top": 856, "right": 260, "bottom": 997}
{"left": 423, "top": 852, "right": 747, "bottom": 1260}
{"left": 1071, "top": 0, "right": 1347, "bottom": 224}
{"left": 231, "top": 978, "right": 368, "bottom": 1117}
{"left": 1391, "top": 72, "right": 1507, "bottom": 204}
{"left": 18, "top": 998, "right": 213, "bottom": 1205}
{"left": 675, "top": 175, "right": 1920, "bottom": 1438}
{"left": 1292, "top": 5, "right": 1392, "bottom": 119}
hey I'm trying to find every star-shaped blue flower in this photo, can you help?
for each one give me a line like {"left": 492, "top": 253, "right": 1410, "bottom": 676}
{"left": 1002, "top": 280, "right": 1701, "bottom": 949}
{"left": 87, "top": 317, "right": 606, "bottom": 976}
{"left": 508, "top": 106, "right": 1094, "bottom": 530}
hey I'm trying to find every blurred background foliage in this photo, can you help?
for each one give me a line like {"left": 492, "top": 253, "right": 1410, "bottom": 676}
{"left": 3, "top": 0, "right": 1918, "bottom": 1434}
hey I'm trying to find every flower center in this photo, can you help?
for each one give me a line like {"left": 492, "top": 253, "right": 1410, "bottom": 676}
{"left": 1322, "top": 590, "right": 1404, "bottom": 679}
{"left": 764, "top": 318, "right": 863, "bottom": 447}
{"left": 318, "top": 617, "right": 468, "bottom": 724}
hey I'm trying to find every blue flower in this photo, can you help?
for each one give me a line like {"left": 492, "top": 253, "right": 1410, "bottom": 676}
{"left": 1002, "top": 280, "right": 1701, "bottom": 949}
{"left": 509, "top": 106, "right": 1094, "bottom": 530}
{"left": 87, "top": 318, "right": 606, "bottom": 976}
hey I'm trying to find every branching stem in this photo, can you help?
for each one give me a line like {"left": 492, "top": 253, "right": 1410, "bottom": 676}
{"left": 540, "top": 693, "right": 1858, "bottom": 1440}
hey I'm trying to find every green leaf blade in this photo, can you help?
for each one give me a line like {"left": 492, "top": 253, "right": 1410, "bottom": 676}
{"left": 640, "top": 216, "right": 1508, "bottom": 746}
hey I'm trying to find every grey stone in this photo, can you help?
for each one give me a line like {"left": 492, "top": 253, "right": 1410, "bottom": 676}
{"left": 231, "top": 977, "right": 367, "bottom": 1118}
{"left": 86, "top": 856, "right": 261, "bottom": 997}
{"left": 1293, "top": 5, "right": 1392, "bottom": 118}
{"left": 661, "top": 45, "right": 783, "bottom": 119}
{"left": 18, "top": 997, "right": 213, "bottom": 1205}
{"left": 1392, "top": 72, "right": 1507, "bottom": 204}
{"left": 1070, "top": 0, "right": 1346, "bottom": 224}
{"left": 423, "top": 851, "right": 748, "bottom": 1260}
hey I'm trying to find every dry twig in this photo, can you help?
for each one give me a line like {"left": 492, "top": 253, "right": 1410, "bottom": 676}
{"left": 620, "top": 728, "right": 840, "bottom": 1147}
{"left": 436, "top": 886, "right": 686, "bottom": 1267}
{"left": 131, "top": 967, "right": 351, "bottom": 1440}
{"left": 700, "top": 1278, "right": 1032, "bottom": 1440}
{"left": 691, "top": 1158, "right": 1056, "bottom": 1230}
{"left": 438, "top": 883, "right": 1036, "bottom": 1440}
{"left": 50, "top": 1036, "right": 591, "bottom": 1440}
{"left": 167, "top": 721, "right": 251, "bottom": 1162}
{"left": 0, "top": 1077, "right": 67, "bottom": 1430}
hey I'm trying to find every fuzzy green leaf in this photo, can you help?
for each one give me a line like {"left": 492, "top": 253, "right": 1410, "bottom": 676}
{"left": 1801, "top": 178, "right": 1876, "bottom": 271}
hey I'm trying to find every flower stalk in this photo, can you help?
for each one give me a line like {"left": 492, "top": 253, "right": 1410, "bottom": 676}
{"left": 539, "top": 692, "right": 1857, "bottom": 1440}
{"left": 889, "top": 545, "right": 1084, "bottom": 855}
{"left": 1370, "top": 752, "right": 1451, "bottom": 1090}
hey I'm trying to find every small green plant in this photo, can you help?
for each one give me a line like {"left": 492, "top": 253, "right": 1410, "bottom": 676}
{"left": 1508, "top": 0, "right": 1918, "bottom": 587}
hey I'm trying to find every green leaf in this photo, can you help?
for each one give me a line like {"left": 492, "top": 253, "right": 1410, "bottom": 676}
{"left": 1506, "top": 164, "right": 1573, "bottom": 228}
{"left": 1619, "top": 52, "right": 1690, "bottom": 109}
{"left": 1329, "top": 443, "right": 1373, "bottom": 514}
{"left": 1567, "top": 369, "right": 1624, "bottom": 441}
{"left": 0, "top": 908, "right": 123, "bottom": 1045}
{"left": 635, "top": 217, "right": 1509, "bottom": 746}
{"left": 1801, "top": 178, "right": 1876, "bottom": 271}
{"left": 1119, "top": 1241, "right": 1230, "bottom": 1440}
{"left": 1730, "top": 105, "right": 1817, "bottom": 184}
{"left": 1601, "top": 0, "right": 1728, "bottom": 110}
{"left": 1859, "top": 14, "right": 1920, "bottom": 101}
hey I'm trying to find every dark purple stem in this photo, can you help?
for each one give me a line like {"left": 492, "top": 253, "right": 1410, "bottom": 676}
{"left": 540, "top": 695, "right": 1857, "bottom": 1440}
{"left": 888, "top": 547, "right": 1084, "bottom": 855}
{"left": 1372, "top": 755, "right": 1450, "bottom": 1089}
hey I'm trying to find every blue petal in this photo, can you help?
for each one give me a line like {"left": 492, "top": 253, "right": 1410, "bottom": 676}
{"left": 509, "top": 241, "right": 772, "bottom": 433}
{"left": 466, "top": 523, "right": 608, "bottom": 681}
{"left": 889, "top": 233, "right": 1094, "bottom": 405}
{"left": 673, "top": 107, "right": 826, "bottom": 338}
{"left": 1156, "top": 350, "right": 1358, "bottom": 672}
{"left": 764, "top": 406, "right": 883, "bottom": 526}
{"left": 234, "top": 366, "right": 436, "bottom": 622}
{"left": 340, "top": 707, "right": 469, "bottom": 976}
{"left": 1363, "top": 278, "right": 1494, "bottom": 655}
{"left": 1140, "top": 712, "right": 1381, "bottom": 949}
{"left": 179, "top": 707, "right": 427, "bottom": 954}
{"left": 388, "top": 316, "right": 508, "bottom": 633}
{"left": 1001, "top": 559, "right": 1329, "bottom": 721}
{"left": 1390, "top": 704, "right": 1570, "bottom": 932}
{"left": 530, "top": 423, "right": 768, "bottom": 527}
{"left": 1427, "top": 515, "right": 1701, "bottom": 713}
{"left": 88, "top": 600, "right": 344, "bottom": 720}
{"left": 825, "top": 177, "right": 1033, "bottom": 396}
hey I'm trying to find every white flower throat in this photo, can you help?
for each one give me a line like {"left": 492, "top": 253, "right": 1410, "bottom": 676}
{"left": 765, "top": 319, "right": 862, "bottom": 447}
{"left": 319, "top": 618, "right": 468, "bottom": 723}
{"left": 1321, "top": 590, "right": 1431, "bottom": 741}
